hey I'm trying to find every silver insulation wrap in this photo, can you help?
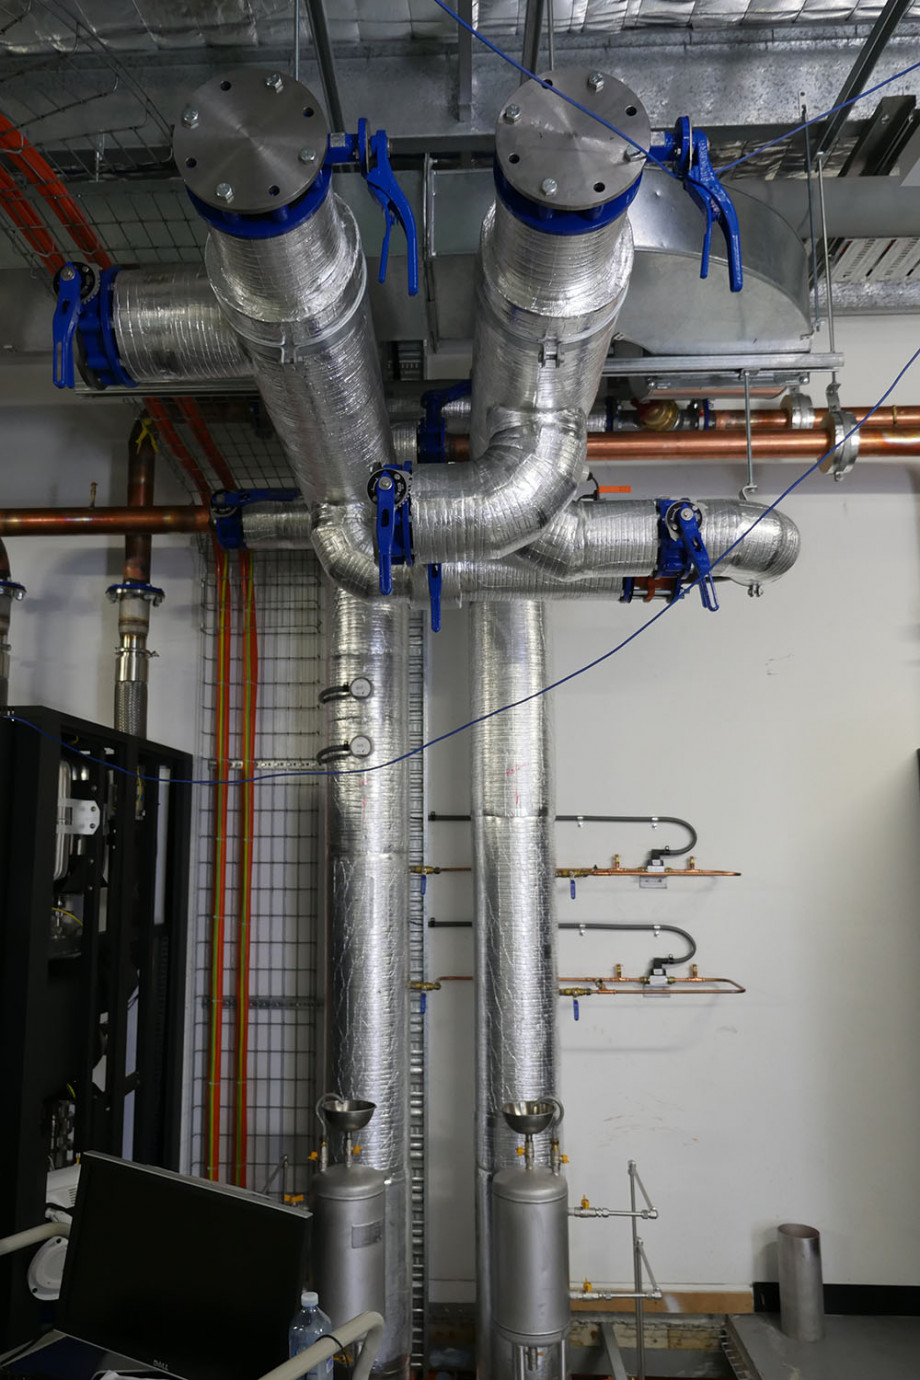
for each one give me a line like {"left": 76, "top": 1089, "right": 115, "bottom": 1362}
{"left": 308, "top": 503, "right": 634, "bottom": 604}
{"left": 470, "top": 603, "right": 559, "bottom": 1380}
{"left": 518, "top": 499, "right": 800, "bottom": 584}
{"left": 323, "top": 585, "right": 411, "bottom": 1379}
{"left": 470, "top": 200, "right": 633, "bottom": 455}
{"left": 241, "top": 502, "right": 313, "bottom": 550}
{"left": 112, "top": 266, "right": 252, "bottom": 385}
{"left": 411, "top": 411, "right": 585, "bottom": 563}
{"left": 204, "top": 192, "right": 396, "bottom": 505}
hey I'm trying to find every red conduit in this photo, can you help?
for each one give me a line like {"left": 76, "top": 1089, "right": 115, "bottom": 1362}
{"left": 0, "top": 110, "right": 111, "bottom": 269}
{"left": 0, "top": 163, "right": 65, "bottom": 274}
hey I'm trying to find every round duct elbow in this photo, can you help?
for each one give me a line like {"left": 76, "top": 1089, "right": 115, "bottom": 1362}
{"left": 703, "top": 502, "right": 801, "bottom": 584}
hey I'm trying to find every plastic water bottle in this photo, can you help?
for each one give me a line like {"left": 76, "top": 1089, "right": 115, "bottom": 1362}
{"left": 289, "top": 1291, "right": 334, "bottom": 1378}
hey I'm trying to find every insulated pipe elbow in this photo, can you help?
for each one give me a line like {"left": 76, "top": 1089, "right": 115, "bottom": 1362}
{"left": 702, "top": 501, "right": 800, "bottom": 583}
{"left": 410, "top": 410, "right": 586, "bottom": 564}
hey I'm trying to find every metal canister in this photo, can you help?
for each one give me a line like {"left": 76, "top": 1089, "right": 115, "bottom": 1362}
{"left": 310, "top": 1162, "right": 387, "bottom": 1329}
{"left": 491, "top": 1166, "right": 570, "bottom": 1346}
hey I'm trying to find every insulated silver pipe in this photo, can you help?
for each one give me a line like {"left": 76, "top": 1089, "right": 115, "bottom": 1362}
{"left": 471, "top": 602, "right": 559, "bottom": 1380}
{"left": 323, "top": 585, "right": 411, "bottom": 1380}
{"left": 204, "top": 193, "right": 396, "bottom": 506}
{"left": 468, "top": 78, "right": 641, "bottom": 1380}
{"left": 113, "top": 267, "right": 252, "bottom": 385}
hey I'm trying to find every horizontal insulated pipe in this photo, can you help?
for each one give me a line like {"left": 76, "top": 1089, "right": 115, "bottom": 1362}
{"left": 447, "top": 428, "right": 920, "bottom": 462}
{"left": 0, "top": 506, "right": 210, "bottom": 536}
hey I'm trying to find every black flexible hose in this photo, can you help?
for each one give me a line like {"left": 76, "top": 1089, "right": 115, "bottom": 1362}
{"left": 427, "top": 812, "right": 697, "bottom": 862}
{"left": 427, "top": 919, "right": 697, "bottom": 970}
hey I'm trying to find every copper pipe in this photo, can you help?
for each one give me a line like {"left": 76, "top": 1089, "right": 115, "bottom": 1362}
{"left": 446, "top": 422, "right": 920, "bottom": 462}
{"left": 0, "top": 505, "right": 209, "bottom": 536}
{"left": 713, "top": 406, "right": 920, "bottom": 430}
{"left": 124, "top": 420, "right": 155, "bottom": 584}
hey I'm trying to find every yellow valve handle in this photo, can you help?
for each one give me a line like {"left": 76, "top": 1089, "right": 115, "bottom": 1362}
{"left": 580, "top": 1195, "right": 590, "bottom": 1209}
{"left": 516, "top": 1147, "right": 525, "bottom": 1157}
{"left": 583, "top": 1278, "right": 592, "bottom": 1293}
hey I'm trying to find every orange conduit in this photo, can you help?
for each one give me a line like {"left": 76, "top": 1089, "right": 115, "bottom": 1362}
{"left": 176, "top": 397, "right": 258, "bottom": 1189}
{"left": 146, "top": 400, "right": 234, "bottom": 1184}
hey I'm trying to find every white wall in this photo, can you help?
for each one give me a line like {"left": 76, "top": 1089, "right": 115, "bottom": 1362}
{"left": 0, "top": 396, "right": 201, "bottom": 754}
{"left": 5, "top": 317, "right": 919, "bottom": 1301}
{"left": 426, "top": 315, "right": 920, "bottom": 1298}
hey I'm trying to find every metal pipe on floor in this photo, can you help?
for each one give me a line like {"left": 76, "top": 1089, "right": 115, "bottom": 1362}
{"left": 778, "top": 1223, "right": 825, "bottom": 1343}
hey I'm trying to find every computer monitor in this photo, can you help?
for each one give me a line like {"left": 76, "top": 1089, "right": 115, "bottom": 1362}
{"left": 57, "top": 1154, "right": 310, "bottom": 1380}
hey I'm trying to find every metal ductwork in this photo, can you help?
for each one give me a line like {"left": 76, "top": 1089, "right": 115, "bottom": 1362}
{"left": 322, "top": 585, "right": 411, "bottom": 1380}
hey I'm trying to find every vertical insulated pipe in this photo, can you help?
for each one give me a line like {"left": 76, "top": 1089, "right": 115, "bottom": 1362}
{"left": 114, "top": 422, "right": 156, "bottom": 737}
{"left": 324, "top": 586, "right": 411, "bottom": 1379}
{"left": 470, "top": 601, "right": 559, "bottom": 1380}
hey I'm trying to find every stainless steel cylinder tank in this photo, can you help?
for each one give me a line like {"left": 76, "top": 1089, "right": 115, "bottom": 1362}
{"left": 311, "top": 1163, "right": 387, "bottom": 1330}
{"left": 491, "top": 1166, "right": 570, "bottom": 1347}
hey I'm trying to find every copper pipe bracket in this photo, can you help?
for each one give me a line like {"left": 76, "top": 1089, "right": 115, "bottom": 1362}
{"left": 821, "top": 383, "right": 858, "bottom": 481}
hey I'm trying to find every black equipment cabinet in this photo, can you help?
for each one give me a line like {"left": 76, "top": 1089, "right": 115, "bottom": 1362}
{"left": 0, "top": 707, "right": 192, "bottom": 1349}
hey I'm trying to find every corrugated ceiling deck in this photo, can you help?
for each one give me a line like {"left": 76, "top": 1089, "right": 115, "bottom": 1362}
{"left": 2, "top": 0, "right": 920, "bottom": 55}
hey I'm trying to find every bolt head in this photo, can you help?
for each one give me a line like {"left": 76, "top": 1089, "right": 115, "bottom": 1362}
{"left": 60, "top": 265, "right": 76, "bottom": 281}
{"left": 378, "top": 475, "right": 393, "bottom": 490}
{"left": 587, "top": 71, "right": 605, "bottom": 91}
{"left": 181, "top": 107, "right": 199, "bottom": 128}
{"left": 298, "top": 147, "right": 317, "bottom": 163}
{"left": 680, "top": 506, "right": 694, "bottom": 520}
{"left": 540, "top": 177, "right": 558, "bottom": 197}
{"left": 265, "top": 72, "right": 284, "bottom": 92}
{"left": 504, "top": 104, "right": 521, "bottom": 123}
{"left": 215, "top": 182, "right": 234, "bottom": 202}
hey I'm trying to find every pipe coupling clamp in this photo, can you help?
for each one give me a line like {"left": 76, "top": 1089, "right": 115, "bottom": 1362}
{"left": 106, "top": 581, "right": 165, "bottom": 606}
{"left": 782, "top": 391, "right": 815, "bottom": 430}
{"left": 821, "top": 402, "right": 859, "bottom": 481}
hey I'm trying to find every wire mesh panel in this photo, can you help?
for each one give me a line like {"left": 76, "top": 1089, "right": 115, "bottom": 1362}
{"left": 191, "top": 545, "right": 324, "bottom": 1197}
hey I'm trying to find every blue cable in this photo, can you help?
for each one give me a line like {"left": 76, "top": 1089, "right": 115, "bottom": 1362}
{"left": 5, "top": 343, "right": 920, "bottom": 790}
{"left": 429, "top": 0, "right": 920, "bottom": 182}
